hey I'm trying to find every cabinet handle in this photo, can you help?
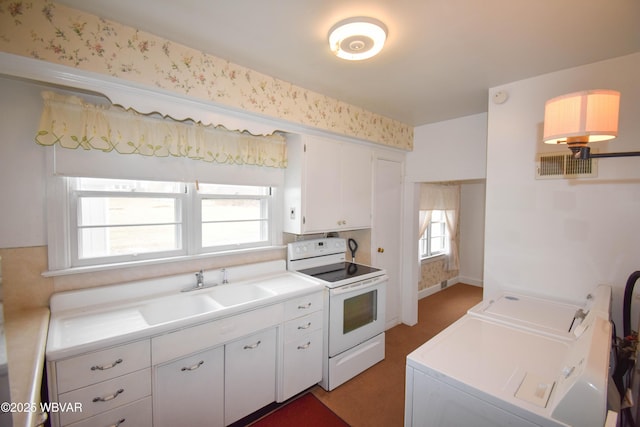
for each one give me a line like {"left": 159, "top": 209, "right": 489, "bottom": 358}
{"left": 109, "top": 418, "right": 126, "bottom": 427}
{"left": 243, "top": 340, "right": 261, "bottom": 350}
{"left": 297, "top": 302, "right": 312, "bottom": 309}
{"left": 297, "top": 341, "right": 312, "bottom": 350}
{"left": 91, "top": 358, "right": 123, "bottom": 371}
{"left": 181, "top": 360, "right": 204, "bottom": 371}
{"left": 93, "top": 388, "right": 124, "bottom": 403}
{"left": 298, "top": 322, "right": 312, "bottom": 330}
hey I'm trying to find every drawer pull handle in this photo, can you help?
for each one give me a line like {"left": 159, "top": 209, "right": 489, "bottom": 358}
{"left": 297, "top": 341, "right": 312, "bottom": 350}
{"left": 91, "top": 358, "right": 123, "bottom": 371}
{"left": 181, "top": 360, "right": 204, "bottom": 371}
{"left": 109, "top": 418, "right": 126, "bottom": 427}
{"left": 243, "top": 340, "right": 261, "bottom": 350}
{"left": 298, "top": 322, "right": 312, "bottom": 330}
{"left": 93, "top": 388, "right": 124, "bottom": 403}
{"left": 298, "top": 302, "right": 312, "bottom": 309}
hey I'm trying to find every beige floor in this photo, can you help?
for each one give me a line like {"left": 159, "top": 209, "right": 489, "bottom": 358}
{"left": 311, "top": 283, "right": 483, "bottom": 427}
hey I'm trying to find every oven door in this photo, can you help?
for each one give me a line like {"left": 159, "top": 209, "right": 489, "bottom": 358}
{"left": 328, "top": 275, "right": 387, "bottom": 357}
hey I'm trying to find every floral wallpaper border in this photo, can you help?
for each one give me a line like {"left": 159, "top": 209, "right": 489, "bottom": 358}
{"left": 0, "top": 0, "right": 413, "bottom": 150}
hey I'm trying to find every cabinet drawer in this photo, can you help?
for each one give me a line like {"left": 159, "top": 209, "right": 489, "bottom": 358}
{"left": 58, "top": 368, "right": 151, "bottom": 425}
{"left": 282, "top": 329, "right": 323, "bottom": 401}
{"left": 56, "top": 340, "right": 150, "bottom": 393}
{"left": 284, "top": 310, "right": 323, "bottom": 342}
{"left": 67, "top": 396, "right": 152, "bottom": 427}
{"left": 284, "top": 292, "right": 323, "bottom": 320}
{"left": 152, "top": 303, "right": 283, "bottom": 365}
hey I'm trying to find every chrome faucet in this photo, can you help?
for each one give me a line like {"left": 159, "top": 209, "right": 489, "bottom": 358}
{"left": 221, "top": 268, "right": 229, "bottom": 284}
{"left": 182, "top": 269, "right": 216, "bottom": 292}
{"left": 195, "top": 270, "right": 204, "bottom": 288}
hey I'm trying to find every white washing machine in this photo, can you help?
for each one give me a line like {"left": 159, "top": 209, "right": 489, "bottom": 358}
{"left": 467, "top": 285, "right": 611, "bottom": 340}
{"left": 405, "top": 287, "right": 613, "bottom": 427}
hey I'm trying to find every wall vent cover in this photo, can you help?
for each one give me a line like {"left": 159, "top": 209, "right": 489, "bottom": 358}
{"left": 536, "top": 151, "right": 598, "bottom": 179}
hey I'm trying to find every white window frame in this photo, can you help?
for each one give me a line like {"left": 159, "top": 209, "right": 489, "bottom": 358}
{"left": 46, "top": 175, "right": 279, "bottom": 272}
{"left": 194, "top": 185, "right": 273, "bottom": 254}
{"left": 419, "top": 210, "right": 449, "bottom": 259}
{"left": 69, "top": 179, "right": 188, "bottom": 267}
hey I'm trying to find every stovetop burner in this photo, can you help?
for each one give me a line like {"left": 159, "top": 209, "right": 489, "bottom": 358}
{"left": 297, "top": 262, "right": 381, "bottom": 283}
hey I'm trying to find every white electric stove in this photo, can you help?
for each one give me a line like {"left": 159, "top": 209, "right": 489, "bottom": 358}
{"left": 288, "top": 238, "right": 388, "bottom": 391}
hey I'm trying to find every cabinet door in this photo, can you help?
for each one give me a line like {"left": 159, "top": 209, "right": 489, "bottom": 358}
{"left": 341, "top": 143, "right": 372, "bottom": 229}
{"left": 154, "top": 347, "right": 224, "bottom": 427}
{"left": 282, "top": 329, "right": 323, "bottom": 401}
{"left": 225, "top": 328, "right": 277, "bottom": 425}
{"left": 303, "top": 136, "right": 342, "bottom": 232}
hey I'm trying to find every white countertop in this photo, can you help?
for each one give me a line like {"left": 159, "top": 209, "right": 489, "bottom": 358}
{"left": 47, "top": 261, "right": 324, "bottom": 360}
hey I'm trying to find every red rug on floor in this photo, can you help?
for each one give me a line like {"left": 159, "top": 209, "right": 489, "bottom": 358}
{"left": 251, "top": 393, "right": 350, "bottom": 427}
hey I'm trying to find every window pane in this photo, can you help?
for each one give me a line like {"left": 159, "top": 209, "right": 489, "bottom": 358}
{"left": 198, "top": 183, "right": 269, "bottom": 196}
{"left": 79, "top": 224, "right": 180, "bottom": 258}
{"left": 431, "top": 237, "right": 445, "bottom": 253}
{"left": 202, "top": 221, "right": 267, "bottom": 247}
{"left": 202, "top": 199, "right": 263, "bottom": 222}
{"left": 79, "top": 197, "right": 179, "bottom": 226}
{"left": 76, "top": 178, "right": 182, "bottom": 193}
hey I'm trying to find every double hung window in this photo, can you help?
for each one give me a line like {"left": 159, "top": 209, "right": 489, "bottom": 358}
{"left": 68, "top": 177, "right": 273, "bottom": 267}
{"left": 419, "top": 210, "right": 449, "bottom": 259}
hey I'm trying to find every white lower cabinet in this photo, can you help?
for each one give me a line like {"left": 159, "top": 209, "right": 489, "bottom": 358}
{"left": 49, "top": 291, "right": 324, "bottom": 427}
{"left": 47, "top": 340, "right": 152, "bottom": 427}
{"left": 153, "top": 346, "right": 224, "bottom": 427}
{"left": 280, "top": 292, "right": 324, "bottom": 401}
{"left": 224, "top": 328, "right": 277, "bottom": 425}
{"left": 67, "top": 396, "right": 152, "bottom": 427}
{"left": 282, "top": 328, "right": 323, "bottom": 400}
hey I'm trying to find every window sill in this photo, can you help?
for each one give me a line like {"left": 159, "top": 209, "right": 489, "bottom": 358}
{"left": 420, "top": 253, "right": 447, "bottom": 264}
{"left": 42, "top": 245, "right": 287, "bottom": 277}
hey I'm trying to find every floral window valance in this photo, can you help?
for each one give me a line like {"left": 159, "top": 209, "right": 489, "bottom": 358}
{"left": 35, "top": 91, "right": 287, "bottom": 168}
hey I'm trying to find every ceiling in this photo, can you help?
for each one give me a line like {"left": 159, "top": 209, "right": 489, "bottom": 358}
{"left": 55, "top": 0, "right": 640, "bottom": 127}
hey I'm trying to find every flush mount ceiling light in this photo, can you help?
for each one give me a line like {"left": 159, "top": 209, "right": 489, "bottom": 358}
{"left": 328, "top": 17, "right": 387, "bottom": 61}
{"left": 543, "top": 89, "right": 640, "bottom": 159}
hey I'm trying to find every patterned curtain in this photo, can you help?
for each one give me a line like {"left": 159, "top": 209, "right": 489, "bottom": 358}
{"left": 35, "top": 91, "right": 287, "bottom": 168}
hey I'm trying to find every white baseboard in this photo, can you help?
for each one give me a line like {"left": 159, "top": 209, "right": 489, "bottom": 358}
{"left": 457, "top": 276, "right": 484, "bottom": 287}
{"left": 418, "top": 276, "right": 483, "bottom": 300}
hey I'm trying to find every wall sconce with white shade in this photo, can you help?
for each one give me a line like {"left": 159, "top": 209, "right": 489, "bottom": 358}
{"left": 328, "top": 17, "right": 387, "bottom": 61}
{"left": 543, "top": 89, "right": 640, "bottom": 159}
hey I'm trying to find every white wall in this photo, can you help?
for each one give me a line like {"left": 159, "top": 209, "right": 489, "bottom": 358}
{"left": 0, "top": 76, "right": 47, "bottom": 247}
{"left": 401, "top": 113, "right": 488, "bottom": 324}
{"left": 459, "top": 181, "right": 486, "bottom": 286}
{"left": 484, "top": 53, "right": 640, "bottom": 331}
{"left": 408, "top": 113, "right": 487, "bottom": 182}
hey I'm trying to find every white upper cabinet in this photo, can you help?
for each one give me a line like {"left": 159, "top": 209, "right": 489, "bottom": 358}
{"left": 284, "top": 134, "right": 372, "bottom": 234}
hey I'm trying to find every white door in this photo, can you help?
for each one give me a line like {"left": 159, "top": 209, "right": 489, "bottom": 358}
{"left": 373, "top": 158, "right": 403, "bottom": 329}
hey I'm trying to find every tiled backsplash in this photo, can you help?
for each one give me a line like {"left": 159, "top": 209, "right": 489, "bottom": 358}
{"left": 1, "top": 228, "right": 372, "bottom": 314}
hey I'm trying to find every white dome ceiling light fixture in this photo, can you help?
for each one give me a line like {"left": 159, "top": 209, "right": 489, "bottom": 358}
{"left": 328, "top": 17, "right": 388, "bottom": 61}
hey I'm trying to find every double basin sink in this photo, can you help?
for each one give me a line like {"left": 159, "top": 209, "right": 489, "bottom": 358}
{"left": 140, "top": 284, "right": 276, "bottom": 326}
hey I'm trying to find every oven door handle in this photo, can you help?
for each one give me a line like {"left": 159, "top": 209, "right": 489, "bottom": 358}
{"left": 330, "top": 276, "right": 388, "bottom": 295}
